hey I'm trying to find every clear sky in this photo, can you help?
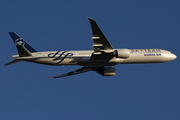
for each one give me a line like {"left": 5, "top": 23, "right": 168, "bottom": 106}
{"left": 1, "top": 0, "right": 180, "bottom": 120}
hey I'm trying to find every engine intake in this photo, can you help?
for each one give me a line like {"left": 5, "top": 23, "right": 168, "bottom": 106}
{"left": 97, "top": 66, "right": 116, "bottom": 76}
{"left": 113, "top": 49, "right": 130, "bottom": 58}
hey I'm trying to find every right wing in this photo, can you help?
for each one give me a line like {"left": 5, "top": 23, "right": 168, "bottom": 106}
{"left": 48, "top": 67, "right": 92, "bottom": 78}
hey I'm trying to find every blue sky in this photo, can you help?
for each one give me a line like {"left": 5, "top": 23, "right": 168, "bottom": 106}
{"left": 1, "top": 0, "right": 180, "bottom": 120}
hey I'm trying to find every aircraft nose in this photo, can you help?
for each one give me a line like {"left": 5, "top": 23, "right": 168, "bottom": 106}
{"left": 162, "top": 52, "right": 177, "bottom": 62}
{"left": 171, "top": 53, "right": 177, "bottom": 60}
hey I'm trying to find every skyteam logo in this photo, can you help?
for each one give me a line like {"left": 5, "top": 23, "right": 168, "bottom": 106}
{"left": 15, "top": 38, "right": 25, "bottom": 46}
{"left": 48, "top": 51, "right": 74, "bottom": 64}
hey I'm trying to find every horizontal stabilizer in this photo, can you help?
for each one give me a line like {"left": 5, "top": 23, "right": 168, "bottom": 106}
{"left": 5, "top": 59, "right": 22, "bottom": 66}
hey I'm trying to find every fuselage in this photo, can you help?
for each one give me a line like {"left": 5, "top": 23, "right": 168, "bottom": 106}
{"left": 12, "top": 49, "right": 177, "bottom": 67}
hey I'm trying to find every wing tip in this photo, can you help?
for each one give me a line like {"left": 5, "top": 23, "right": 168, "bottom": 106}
{"left": 87, "top": 17, "right": 94, "bottom": 21}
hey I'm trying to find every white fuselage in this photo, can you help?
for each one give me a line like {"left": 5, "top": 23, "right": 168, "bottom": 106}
{"left": 12, "top": 49, "right": 177, "bottom": 67}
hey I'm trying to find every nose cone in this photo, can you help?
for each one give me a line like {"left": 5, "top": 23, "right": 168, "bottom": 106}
{"left": 162, "top": 52, "right": 177, "bottom": 62}
{"left": 171, "top": 53, "right": 177, "bottom": 60}
{"left": 167, "top": 53, "right": 177, "bottom": 61}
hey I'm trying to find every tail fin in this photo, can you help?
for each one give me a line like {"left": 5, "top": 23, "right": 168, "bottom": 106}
{"left": 5, "top": 32, "right": 38, "bottom": 66}
{"left": 9, "top": 32, "right": 37, "bottom": 53}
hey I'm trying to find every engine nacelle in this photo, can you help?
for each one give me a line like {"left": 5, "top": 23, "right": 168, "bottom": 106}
{"left": 113, "top": 49, "right": 130, "bottom": 58}
{"left": 97, "top": 67, "right": 116, "bottom": 76}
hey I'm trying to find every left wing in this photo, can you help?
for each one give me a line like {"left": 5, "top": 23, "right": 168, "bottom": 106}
{"left": 88, "top": 17, "right": 114, "bottom": 52}
{"left": 88, "top": 18, "right": 115, "bottom": 60}
{"left": 48, "top": 67, "right": 92, "bottom": 78}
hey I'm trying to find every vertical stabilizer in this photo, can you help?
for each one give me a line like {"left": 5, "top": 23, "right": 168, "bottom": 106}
{"left": 9, "top": 32, "right": 37, "bottom": 53}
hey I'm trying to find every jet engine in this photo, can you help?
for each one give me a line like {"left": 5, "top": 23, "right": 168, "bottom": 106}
{"left": 97, "top": 66, "right": 116, "bottom": 76}
{"left": 113, "top": 49, "right": 130, "bottom": 58}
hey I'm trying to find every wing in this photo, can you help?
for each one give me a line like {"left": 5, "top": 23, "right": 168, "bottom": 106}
{"left": 88, "top": 18, "right": 115, "bottom": 60}
{"left": 48, "top": 67, "right": 92, "bottom": 78}
{"left": 88, "top": 17, "right": 114, "bottom": 52}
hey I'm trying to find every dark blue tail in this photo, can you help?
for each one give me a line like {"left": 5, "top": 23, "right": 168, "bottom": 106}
{"left": 9, "top": 32, "right": 37, "bottom": 53}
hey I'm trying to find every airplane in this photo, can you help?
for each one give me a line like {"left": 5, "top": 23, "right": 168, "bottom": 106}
{"left": 5, "top": 18, "right": 177, "bottom": 78}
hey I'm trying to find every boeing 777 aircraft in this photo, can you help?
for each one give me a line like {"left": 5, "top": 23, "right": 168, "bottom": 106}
{"left": 5, "top": 18, "right": 177, "bottom": 78}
